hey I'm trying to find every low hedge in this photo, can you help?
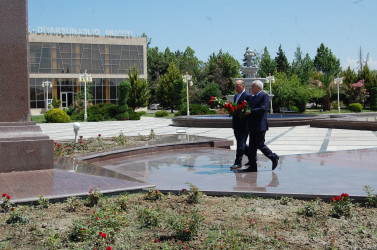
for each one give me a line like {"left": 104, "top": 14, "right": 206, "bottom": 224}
{"left": 44, "top": 108, "right": 70, "bottom": 123}
{"left": 348, "top": 103, "right": 363, "bottom": 112}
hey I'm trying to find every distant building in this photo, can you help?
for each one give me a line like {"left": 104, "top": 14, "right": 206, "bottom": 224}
{"left": 28, "top": 33, "right": 147, "bottom": 114}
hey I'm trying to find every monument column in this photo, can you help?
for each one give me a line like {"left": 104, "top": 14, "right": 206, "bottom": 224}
{"left": 0, "top": 0, "right": 54, "bottom": 172}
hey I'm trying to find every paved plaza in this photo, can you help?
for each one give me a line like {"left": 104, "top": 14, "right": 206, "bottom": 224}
{"left": 1, "top": 116, "right": 377, "bottom": 202}
{"left": 39, "top": 116, "right": 377, "bottom": 156}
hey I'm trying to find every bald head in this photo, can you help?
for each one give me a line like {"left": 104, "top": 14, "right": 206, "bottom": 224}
{"left": 235, "top": 80, "right": 245, "bottom": 94}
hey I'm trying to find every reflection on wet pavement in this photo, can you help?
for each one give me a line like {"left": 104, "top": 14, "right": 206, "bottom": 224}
{"left": 92, "top": 147, "right": 377, "bottom": 198}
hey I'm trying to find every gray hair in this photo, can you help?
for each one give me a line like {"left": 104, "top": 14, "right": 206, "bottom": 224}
{"left": 251, "top": 80, "right": 264, "bottom": 90}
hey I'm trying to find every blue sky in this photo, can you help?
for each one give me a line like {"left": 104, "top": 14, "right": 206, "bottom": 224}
{"left": 28, "top": 0, "right": 377, "bottom": 70}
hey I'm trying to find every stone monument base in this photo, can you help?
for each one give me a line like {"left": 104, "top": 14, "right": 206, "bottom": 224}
{"left": 0, "top": 122, "right": 54, "bottom": 173}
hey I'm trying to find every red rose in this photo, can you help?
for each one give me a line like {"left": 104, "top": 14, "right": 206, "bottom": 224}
{"left": 2, "top": 193, "right": 6, "bottom": 197}
{"left": 99, "top": 232, "right": 102, "bottom": 236}
{"left": 102, "top": 233, "right": 107, "bottom": 238}
{"left": 6, "top": 195, "right": 10, "bottom": 199}
{"left": 96, "top": 217, "right": 99, "bottom": 221}
{"left": 106, "top": 247, "right": 112, "bottom": 250}
{"left": 154, "top": 238, "right": 159, "bottom": 243}
{"left": 341, "top": 193, "right": 349, "bottom": 197}
{"left": 155, "top": 190, "right": 159, "bottom": 194}
{"left": 98, "top": 134, "right": 101, "bottom": 137}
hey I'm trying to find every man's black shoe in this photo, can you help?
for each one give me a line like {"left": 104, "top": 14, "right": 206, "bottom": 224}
{"left": 230, "top": 164, "right": 242, "bottom": 169}
{"left": 272, "top": 156, "right": 280, "bottom": 170}
{"left": 242, "top": 167, "right": 257, "bottom": 172}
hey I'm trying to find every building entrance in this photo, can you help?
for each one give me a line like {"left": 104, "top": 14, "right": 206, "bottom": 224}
{"left": 61, "top": 92, "right": 74, "bottom": 108}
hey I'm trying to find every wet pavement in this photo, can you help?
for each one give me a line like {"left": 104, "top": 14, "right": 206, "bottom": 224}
{"left": 1, "top": 117, "right": 377, "bottom": 202}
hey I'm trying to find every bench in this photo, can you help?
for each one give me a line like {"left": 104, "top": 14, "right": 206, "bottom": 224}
{"left": 279, "top": 107, "right": 297, "bottom": 113}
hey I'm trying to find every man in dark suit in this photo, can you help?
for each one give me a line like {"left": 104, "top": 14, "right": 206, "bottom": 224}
{"left": 243, "top": 80, "right": 279, "bottom": 172}
{"left": 230, "top": 80, "right": 253, "bottom": 169}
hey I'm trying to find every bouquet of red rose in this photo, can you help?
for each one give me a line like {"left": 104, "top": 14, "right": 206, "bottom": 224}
{"left": 210, "top": 96, "right": 249, "bottom": 118}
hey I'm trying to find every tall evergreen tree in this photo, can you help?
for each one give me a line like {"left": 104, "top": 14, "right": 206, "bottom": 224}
{"left": 291, "top": 46, "right": 314, "bottom": 84}
{"left": 127, "top": 66, "right": 150, "bottom": 111}
{"left": 156, "top": 62, "right": 183, "bottom": 112}
{"left": 313, "top": 43, "right": 341, "bottom": 76}
{"left": 275, "top": 44, "right": 290, "bottom": 74}
{"left": 258, "top": 47, "right": 275, "bottom": 78}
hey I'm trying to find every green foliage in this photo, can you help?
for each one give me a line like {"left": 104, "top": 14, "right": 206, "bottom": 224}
{"left": 137, "top": 111, "right": 147, "bottom": 116}
{"left": 168, "top": 207, "right": 205, "bottom": 241}
{"left": 145, "top": 189, "right": 163, "bottom": 200}
{"left": 330, "top": 193, "right": 353, "bottom": 218}
{"left": 298, "top": 200, "right": 319, "bottom": 217}
{"left": 127, "top": 66, "right": 150, "bottom": 111}
{"left": 68, "top": 219, "right": 89, "bottom": 242}
{"left": 369, "top": 87, "right": 377, "bottom": 110}
{"left": 313, "top": 43, "right": 342, "bottom": 76}
{"left": 363, "top": 185, "right": 377, "bottom": 207}
{"left": 179, "top": 103, "right": 212, "bottom": 116}
{"left": 156, "top": 62, "right": 183, "bottom": 112}
{"left": 155, "top": 110, "right": 169, "bottom": 117}
{"left": 206, "top": 50, "right": 241, "bottom": 95}
{"left": 185, "top": 183, "right": 203, "bottom": 204}
{"left": 38, "top": 195, "right": 50, "bottom": 208}
{"left": 272, "top": 73, "right": 321, "bottom": 112}
{"left": 280, "top": 196, "right": 292, "bottom": 205}
{"left": 51, "top": 96, "right": 61, "bottom": 108}
{"left": 137, "top": 207, "right": 161, "bottom": 228}
{"left": 44, "top": 108, "right": 70, "bottom": 123}
{"left": 6, "top": 207, "right": 29, "bottom": 224}
{"left": 200, "top": 82, "right": 222, "bottom": 104}
{"left": 86, "top": 103, "right": 141, "bottom": 121}
{"left": 117, "top": 80, "right": 131, "bottom": 106}
{"left": 274, "top": 44, "right": 290, "bottom": 74}
{"left": 348, "top": 103, "right": 363, "bottom": 112}
{"left": 65, "top": 197, "right": 82, "bottom": 212}
{"left": 86, "top": 188, "right": 102, "bottom": 207}
{"left": 291, "top": 46, "right": 314, "bottom": 84}
{"left": 258, "top": 47, "right": 276, "bottom": 78}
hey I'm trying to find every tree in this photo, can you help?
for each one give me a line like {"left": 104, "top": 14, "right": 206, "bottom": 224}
{"left": 117, "top": 80, "right": 131, "bottom": 106}
{"left": 156, "top": 62, "right": 183, "bottom": 113}
{"left": 275, "top": 44, "right": 290, "bottom": 74}
{"left": 205, "top": 50, "right": 241, "bottom": 96}
{"left": 341, "top": 67, "right": 358, "bottom": 105}
{"left": 200, "top": 82, "right": 222, "bottom": 104}
{"left": 258, "top": 47, "right": 275, "bottom": 78}
{"left": 127, "top": 66, "right": 150, "bottom": 111}
{"left": 291, "top": 46, "right": 314, "bottom": 84}
{"left": 272, "top": 72, "right": 323, "bottom": 112}
{"left": 313, "top": 43, "right": 341, "bottom": 76}
{"left": 176, "top": 46, "right": 201, "bottom": 77}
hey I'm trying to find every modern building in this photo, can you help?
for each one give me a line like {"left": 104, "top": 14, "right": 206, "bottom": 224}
{"left": 28, "top": 33, "right": 147, "bottom": 114}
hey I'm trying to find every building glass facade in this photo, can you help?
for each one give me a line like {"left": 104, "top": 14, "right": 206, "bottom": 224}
{"left": 28, "top": 34, "right": 147, "bottom": 111}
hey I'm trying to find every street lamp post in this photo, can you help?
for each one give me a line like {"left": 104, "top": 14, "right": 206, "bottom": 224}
{"left": 78, "top": 71, "right": 92, "bottom": 121}
{"left": 41, "top": 80, "right": 52, "bottom": 110}
{"left": 183, "top": 72, "right": 193, "bottom": 116}
{"left": 265, "top": 74, "right": 275, "bottom": 114}
{"left": 334, "top": 77, "right": 343, "bottom": 113}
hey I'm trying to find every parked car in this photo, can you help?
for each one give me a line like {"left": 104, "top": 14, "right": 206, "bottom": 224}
{"left": 150, "top": 103, "right": 160, "bottom": 110}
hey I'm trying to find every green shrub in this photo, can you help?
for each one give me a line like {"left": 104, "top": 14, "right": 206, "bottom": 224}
{"left": 137, "top": 111, "right": 147, "bottom": 116}
{"left": 291, "top": 106, "right": 299, "bottom": 112}
{"left": 179, "top": 104, "right": 211, "bottom": 115}
{"left": 348, "top": 103, "right": 363, "bottom": 112}
{"left": 155, "top": 110, "right": 169, "bottom": 117}
{"left": 44, "top": 108, "right": 70, "bottom": 123}
{"left": 51, "top": 96, "right": 61, "bottom": 108}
